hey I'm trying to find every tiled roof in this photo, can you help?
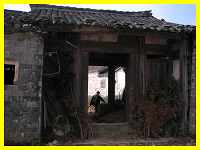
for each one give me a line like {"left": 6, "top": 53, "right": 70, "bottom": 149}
{"left": 4, "top": 4, "right": 195, "bottom": 33}
{"left": 4, "top": 9, "right": 40, "bottom": 33}
{"left": 4, "top": 10, "right": 26, "bottom": 29}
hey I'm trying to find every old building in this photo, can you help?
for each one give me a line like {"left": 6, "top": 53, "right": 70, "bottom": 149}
{"left": 4, "top": 4, "right": 196, "bottom": 145}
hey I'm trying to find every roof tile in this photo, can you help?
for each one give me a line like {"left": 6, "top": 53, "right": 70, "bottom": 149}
{"left": 4, "top": 4, "right": 195, "bottom": 33}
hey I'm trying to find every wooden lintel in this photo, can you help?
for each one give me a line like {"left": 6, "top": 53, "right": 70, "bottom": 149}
{"left": 88, "top": 53, "right": 128, "bottom": 66}
{"left": 81, "top": 47, "right": 135, "bottom": 54}
{"left": 80, "top": 41, "right": 138, "bottom": 54}
{"left": 44, "top": 25, "right": 182, "bottom": 40}
{"left": 80, "top": 32, "right": 118, "bottom": 42}
{"left": 144, "top": 44, "right": 169, "bottom": 55}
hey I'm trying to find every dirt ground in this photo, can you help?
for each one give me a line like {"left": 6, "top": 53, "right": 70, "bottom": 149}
{"left": 48, "top": 137, "right": 196, "bottom": 146}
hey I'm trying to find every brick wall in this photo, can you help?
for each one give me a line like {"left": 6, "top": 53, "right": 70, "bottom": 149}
{"left": 4, "top": 32, "right": 44, "bottom": 144}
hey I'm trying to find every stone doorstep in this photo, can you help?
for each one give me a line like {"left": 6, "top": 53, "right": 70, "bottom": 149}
{"left": 91, "top": 122, "right": 130, "bottom": 138}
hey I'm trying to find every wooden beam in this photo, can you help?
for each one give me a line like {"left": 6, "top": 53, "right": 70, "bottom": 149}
{"left": 89, "top": 53, "right": 128, "bottom": 66}
{"left": 144, "top": 44, "right": 169, "bottom": 55}
{"left": 44, "top": 25, "right": 182, "bottom": 40}
{"left": 80, "top": 40, "right": 139, "bottom": 49}
{"left": 82, "top": 47, "right": 135, "bottom": 54}
{"left": 80, "top": 32, "right": 118, "bottom": 42}
{"left": 145, "top": 34, "right": 167, "bottom": 45}
{"left": 80, "top": 41, "right": 138, "bottom": 54}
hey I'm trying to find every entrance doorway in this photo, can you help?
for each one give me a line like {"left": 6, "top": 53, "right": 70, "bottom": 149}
{"left": 87, "top": 53, "right": 128, "bottom": 123}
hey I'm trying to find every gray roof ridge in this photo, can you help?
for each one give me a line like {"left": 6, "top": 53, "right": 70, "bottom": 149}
{"left": 4, "top": 9, "right": 29, "bottom": 14}
{"left": 30, "top": 4, "right": 152, "bottom": 17}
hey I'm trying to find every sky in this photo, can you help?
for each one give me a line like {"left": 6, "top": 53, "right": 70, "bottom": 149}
{"left": 4, "top": 4, "right": 196, "bottom": 25}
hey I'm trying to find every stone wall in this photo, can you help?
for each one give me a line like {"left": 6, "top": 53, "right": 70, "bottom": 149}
{"left": 4, "top": 32, "right": 44, "bottom": 144}
{"left": 189, "top": 37, "right": 196, "bottom": 136}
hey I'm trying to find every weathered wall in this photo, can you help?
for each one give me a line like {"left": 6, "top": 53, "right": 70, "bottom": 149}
{"left": 88, "top": 72, "right": 108, "bottom": 97}
{"left": 4, "top": 32, "right": 43, "bottom": 144}
{"left": 189, "top": 37, "right": 196, "bottom": 136}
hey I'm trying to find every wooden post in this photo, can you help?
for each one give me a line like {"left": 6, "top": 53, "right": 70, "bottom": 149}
{"left": 108, "top": 66, "right": 115, "bottom": 104}
{"left": 139, "top": 37, "right": 145, "bottom": 97}
{"left": 179, "top": 38, "right": 189, "bottom": 135}
{"left": 127, "top": 53, "right": 136, "bottom": 121}
{"left": 73, "top": 49, "right": 89, "bottom": 114}
{"left": 127, "top": 37, "right": 145, "bottom": 122}
{"left": 73, "top": 48, "right": 81, "bottom": 109}
{"left": 80, "top": 52, "right": 89, "bottom": 113}
{"left": 124, "top": 67, "right": 129, "bottom": 121}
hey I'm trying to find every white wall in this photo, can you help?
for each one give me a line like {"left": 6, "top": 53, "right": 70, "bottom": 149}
{"left": 115, "top": 68, "right": 125, "bottom": 99}
{"left": 88, "top": 72, "right": 108, "bottom": 97}
{"left": 88, "top": 68, "right": 125, "bottom": 100}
